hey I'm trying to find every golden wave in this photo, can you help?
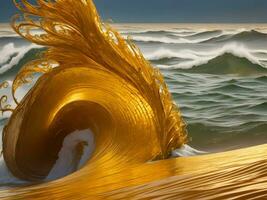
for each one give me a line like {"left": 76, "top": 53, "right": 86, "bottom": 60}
{"left": 0, "top": 0, "right": 266, "bottom": 199}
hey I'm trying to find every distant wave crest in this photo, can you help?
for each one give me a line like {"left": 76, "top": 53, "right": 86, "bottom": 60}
{"left": 124, "top": 29, "right": 267, "bottom": 44}
{"left": 147, "top": 44, "right": 267, "bottom": 75}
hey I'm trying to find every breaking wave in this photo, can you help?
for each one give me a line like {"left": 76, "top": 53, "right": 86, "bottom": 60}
{"left": 177, "top": 53, "right": 267, "bottom": 75}
{"left": 147, "top": 43, "right": 267, "bottom": 75}
{"left": 3, "top": 42, "right": 267, "bottom": 78}
{"left": 204, "top": 30, "right": 267, "bottom": 43}
{"left": 0, "top": 43, "right": 43, "bottom": 75}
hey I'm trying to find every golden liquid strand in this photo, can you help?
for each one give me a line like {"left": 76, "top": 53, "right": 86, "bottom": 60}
{"left": 0, "top": 1, "right": 266, "bottom": 199}
{"left": 0, "top": 81, "right": 13, "bottom": 115}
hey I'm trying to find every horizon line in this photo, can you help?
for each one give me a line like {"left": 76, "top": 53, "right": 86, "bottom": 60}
{"left": 2, "top": 21, "right": 267, "bottom": 24}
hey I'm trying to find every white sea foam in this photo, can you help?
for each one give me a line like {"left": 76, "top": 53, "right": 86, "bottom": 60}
{"left": 145, "top": 48, "right": 199, "bottom": 61}
{"left": 0, "top": 43, "right": 19, "bottom": 65}
{"left": 0, "top": 157, "right": 26, "bottom": 186}
{"left": 172, "top": 144, "right": 206, "bottom": 157}
{"left": 129, "top": 35, "right": 218, "bottom": 44}
{"left": 0, "top": 124, "right": 27, "bottom": 186}
{"left": 171, "top": 30, "right": 222, "bottom": 38}
{"left": 46, "top": 129, "right": 95, "bottom": 181}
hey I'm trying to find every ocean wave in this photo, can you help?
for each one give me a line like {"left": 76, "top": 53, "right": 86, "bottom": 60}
{"left": 213, "top": 83, "right": 257, "bottom": 92}
{"left": 121, "top": 30, "right": 173, "bottom": 35}
{"left": 204, "top": 30, "right": 267, "bottom": 43}
{"left": 255, "top": 75, "right": 267, "bottom": 82}
{"left": 120, "top": 29, "right": 197, "bottom": 35}
{"left": 147, "top": 43, "right": 260, "bottom": 63}
{"left": 183, "top": 30, "right": 223, "bottom": 39}
{"left": 122, "top": 29, "right": 267, "bottom": 44}
{"left": 2, "top": 42, "right": 267, "bottom": 79}
{"left": 0, "top": 44, "right": 19, "bottom": 65}
{"left": 145, "top": 48, "right": 198, "bottom": 61}
{"left": 187, "top": 121, "right": 267, "bottom": 152}
{"left": 249, "top": 102, "right": 267, "bottom": 111}
{"left": 161, "top": 53, "right": 267, "bottom": 75}
{"left": 0, "top": 43, "right": 43, "bottom": 75}
{"left": 120, "top": 28, "right": 256, "bottom": 38}
{"left": 151, "top": 44, "right": 267, "bottom": 75}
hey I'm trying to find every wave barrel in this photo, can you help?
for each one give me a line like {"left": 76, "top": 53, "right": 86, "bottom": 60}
{"left": 1, "top": 0, "right": 187, "bottom": 181}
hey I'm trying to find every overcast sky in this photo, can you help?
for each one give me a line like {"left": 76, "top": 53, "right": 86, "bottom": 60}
{"left": 1, "top": 0, "right": 267, "bottom": 23}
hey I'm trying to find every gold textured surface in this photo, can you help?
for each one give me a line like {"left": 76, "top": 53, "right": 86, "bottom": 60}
{"left": 0, "top": 0, "right": 266, "bottom": 199}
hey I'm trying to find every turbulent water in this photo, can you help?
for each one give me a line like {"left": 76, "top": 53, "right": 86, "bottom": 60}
{"left": 1, "top": 23, "right": 267, "bottom": 155}
{"left": 118, "top": 24, "right": 267, "bottom": 152}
